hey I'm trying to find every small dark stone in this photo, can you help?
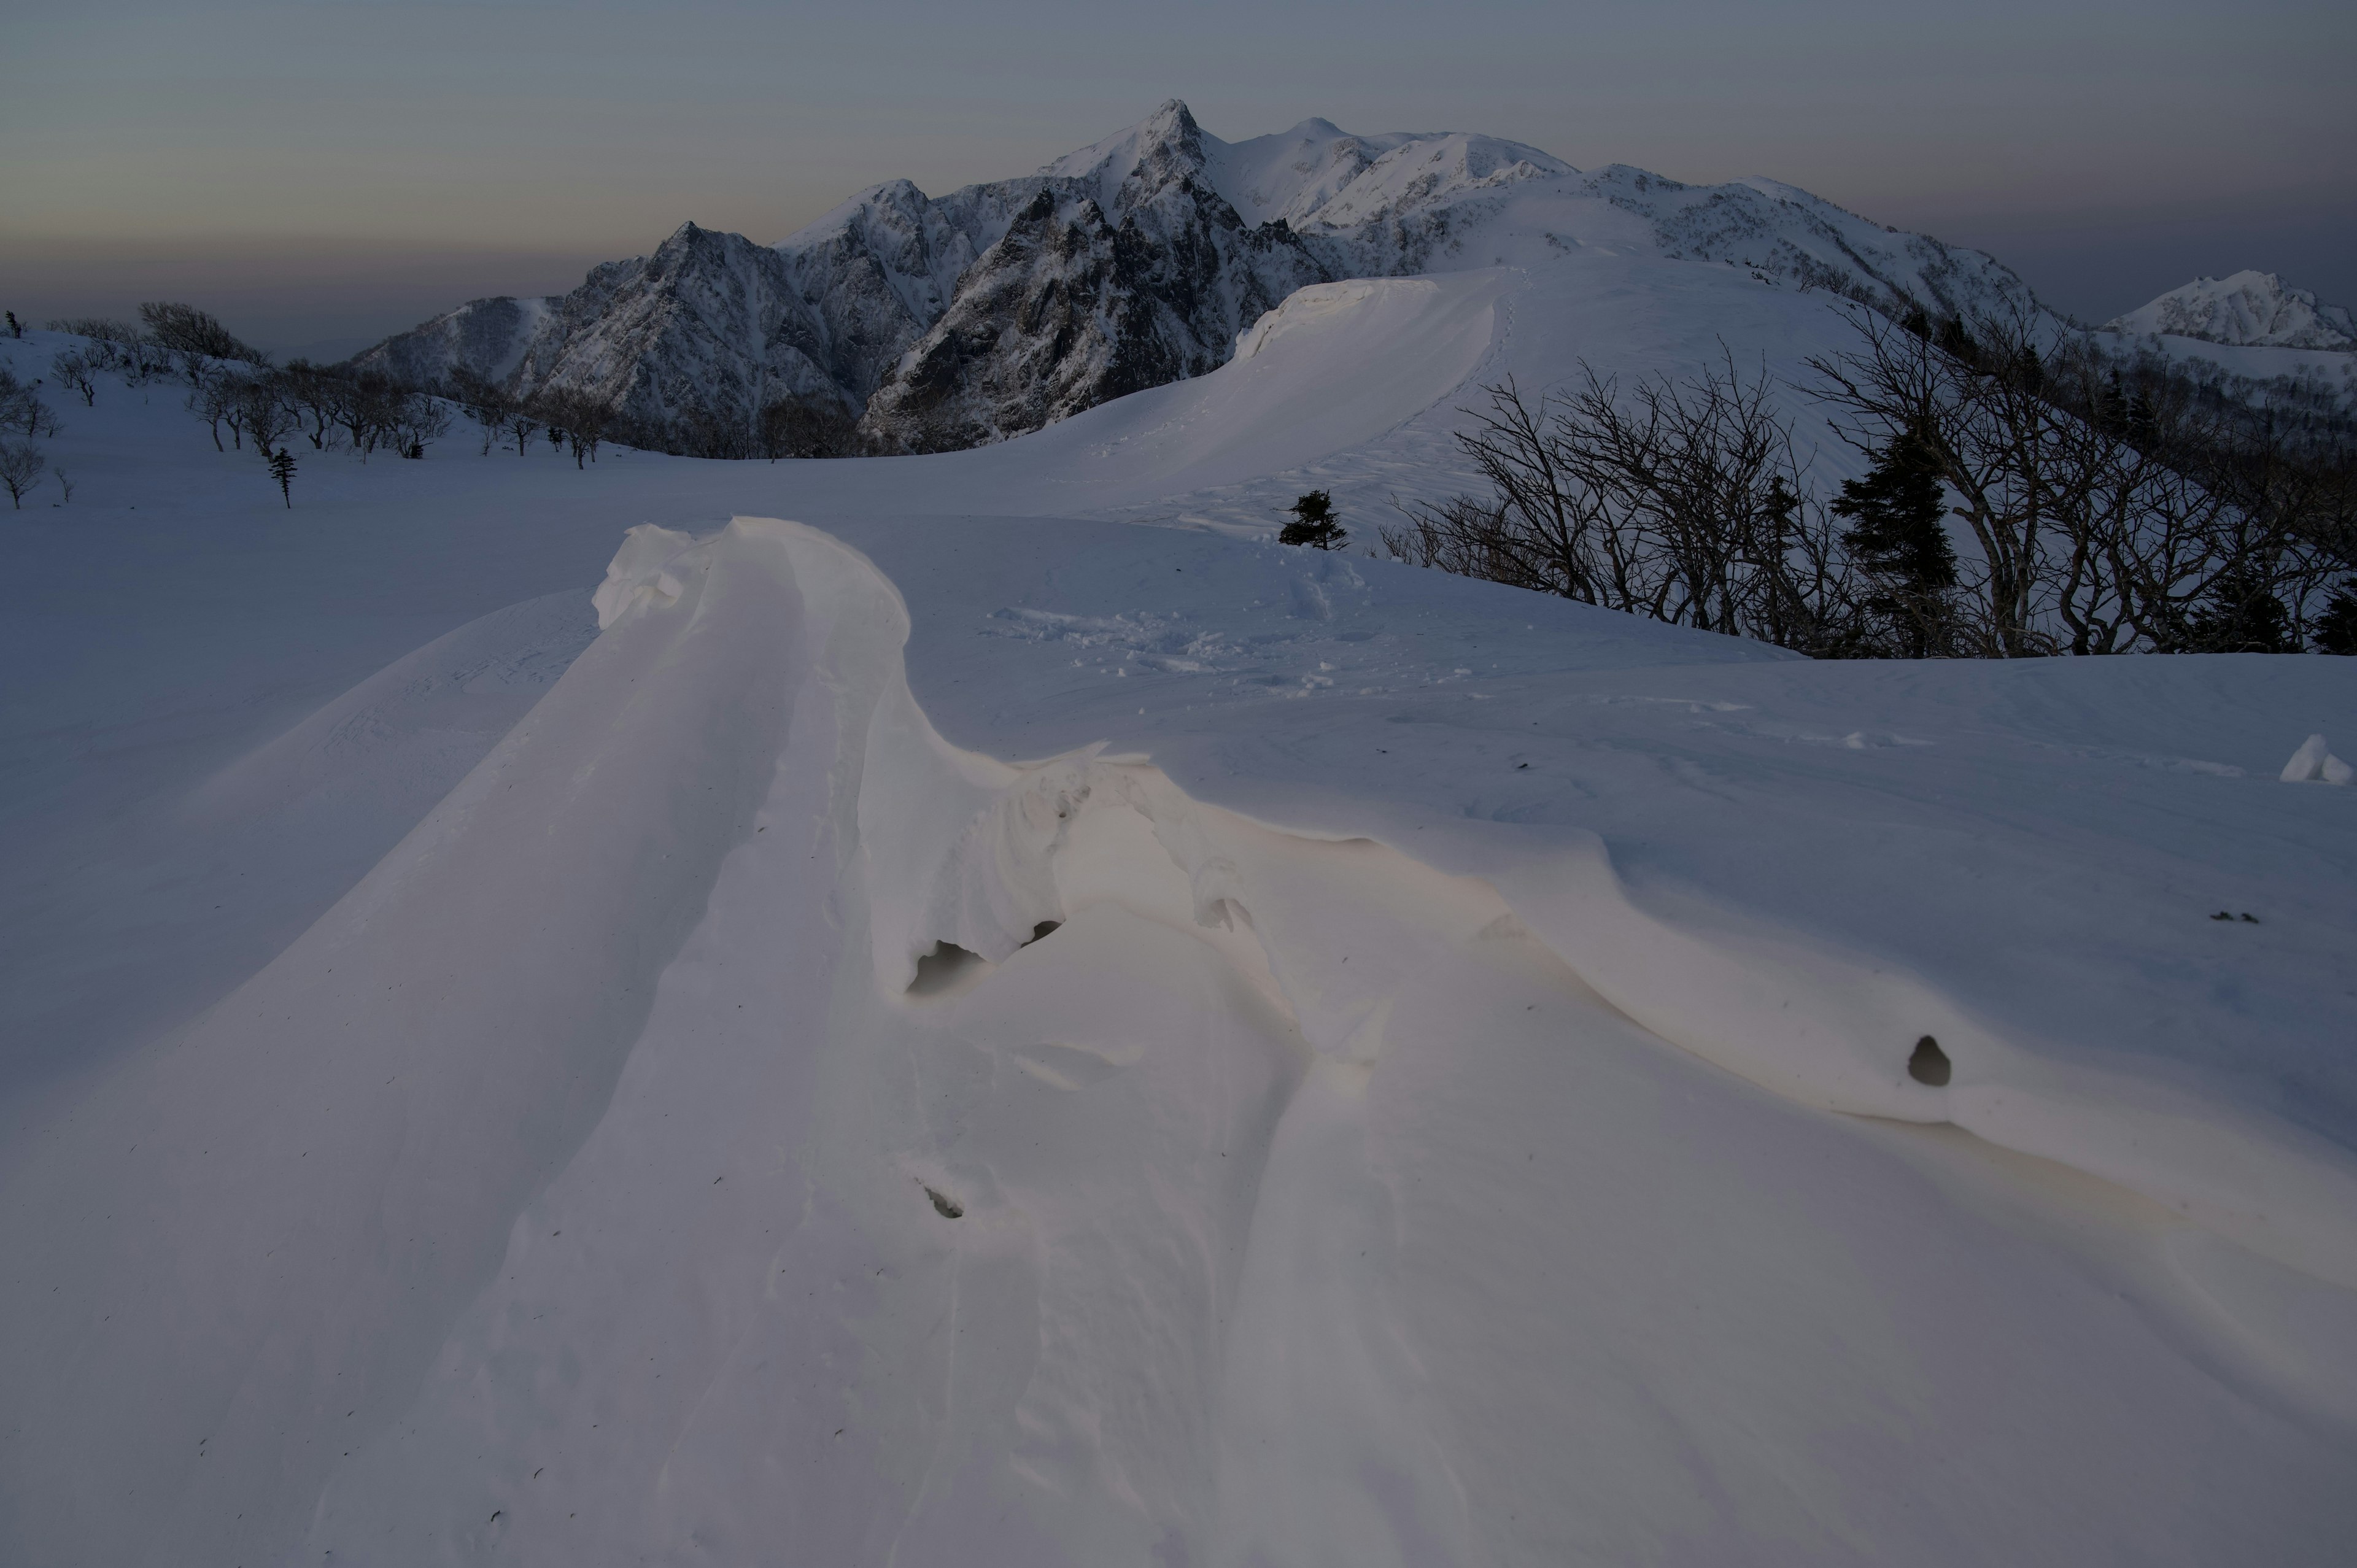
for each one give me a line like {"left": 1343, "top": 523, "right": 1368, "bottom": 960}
{"left": 924, "top": 1186, "right": 965, "bottom": 1219}
{"left": 1908, "top": 1035, "right": 1951, "bottom": 1087}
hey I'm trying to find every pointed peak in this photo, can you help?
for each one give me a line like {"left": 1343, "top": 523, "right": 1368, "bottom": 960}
{"left": 1144, "top": 99, "right": 1198, "bottom": 134}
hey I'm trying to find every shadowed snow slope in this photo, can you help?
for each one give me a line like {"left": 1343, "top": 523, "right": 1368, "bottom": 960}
{"left": 2, "top": 255, "right": 2355, "bottom": 1566}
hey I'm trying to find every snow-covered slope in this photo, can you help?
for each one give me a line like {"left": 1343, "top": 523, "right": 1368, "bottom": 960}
{"left": 4, "top": 237, "right": 2355, "bottom": 1566}
{"left": 352, "top": 101, "right": 2053, "bottom": 452}
{"left": 2107, "top": 270, "right": 2357, "bottom": 350}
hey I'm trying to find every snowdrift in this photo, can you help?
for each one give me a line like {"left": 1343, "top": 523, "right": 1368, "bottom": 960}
{"left": 8, "top": 516, "right": 2353, "bottom": 1566}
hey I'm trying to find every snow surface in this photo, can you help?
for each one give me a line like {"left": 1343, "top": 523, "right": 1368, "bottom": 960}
{"left": 2, "top": 237, "right": 2355, "bottom": 1568}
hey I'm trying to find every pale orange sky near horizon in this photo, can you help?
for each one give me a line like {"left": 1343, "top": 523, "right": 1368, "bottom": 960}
{"left": 4, "top": 0, "right": 2350, "bottom": 356}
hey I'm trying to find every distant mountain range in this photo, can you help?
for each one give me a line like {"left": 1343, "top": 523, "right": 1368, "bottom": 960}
{"left": 2103, "top": 271, "right": 2357, "bottom": 352}
{"left": 343, "top": 101, "right": 2083, "bottom": 454}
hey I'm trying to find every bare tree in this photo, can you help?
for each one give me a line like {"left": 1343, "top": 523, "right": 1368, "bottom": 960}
{"left": 276, "top": 361, "right": 345, "bottom": 450}
{"left": 505, "top": 407, "right": 541, "bottom": 457}
{"left": 1384, "top": 357, "right": 1862, "bottom": 654}
{"left": 449, "top": 369, "right": 515, "bottom": 456}
{"left": 533, "top": 389, "right": 616, "bottom": 468}
{"left": 52, "top": 467, "right": 74, "bottom": 504}
{"left": 0, "top": 370, "right": 60, "bottom": 439}
{"left": 324, "top": 373, "right": 403, "bottom": 458}
{"left": 390, "top": 391, "right": 452, "bottom": 458}
{"left": 0, "top": 440, "right": 44, "bottom": 509}
{"left": 239, "top": 376, "right": 296, "bottom": 460}
{"left": 191, "top": 369, "right": 244, "bottom": 451}
{"left": 50, "top": 351, "right": 98, "bottom": 407}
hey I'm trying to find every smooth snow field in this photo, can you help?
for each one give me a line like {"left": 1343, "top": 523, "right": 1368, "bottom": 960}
{"left": 2, "top": 256, "right": 2355, "bottom": 1567}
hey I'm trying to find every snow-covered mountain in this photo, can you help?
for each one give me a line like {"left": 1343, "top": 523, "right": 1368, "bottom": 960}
{"left": 352, "top": 101, "right": 2050, "bottom": 452}
{"left": 2105, "top": 270, "right": 2357, "bottom": 350}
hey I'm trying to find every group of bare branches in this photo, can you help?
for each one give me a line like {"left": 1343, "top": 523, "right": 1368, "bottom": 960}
{"left": 1384, "top": 355, "right": 1857, "bottom": 655}
{"left": 193, "top": 361, "right": 452, "bottom": 462}
{"left": 447, "top": 371, "right": 619, "bottom": 468}
{"left": 1811, "top": 304, "right": 2351, "bottom": 655}
{"left": 0, "top": 366, "right": 65, "bottom": 509}
{"left": 1385, "top": 303, "right": 2356, "bottom": 658}
{"left": 45, "top": 303, "right": 262, "bottom": 388}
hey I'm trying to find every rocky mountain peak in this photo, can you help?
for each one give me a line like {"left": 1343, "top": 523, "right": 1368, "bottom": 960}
{"left": 349, "top": 102, "right": 2054, "bottom": 458}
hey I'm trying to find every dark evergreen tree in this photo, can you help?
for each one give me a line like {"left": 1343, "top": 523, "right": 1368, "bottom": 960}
{"left": 1279, "top": 489, "right": 1346, "bottom": 550}
{"left": 268, "top": 447, "right": 296, "bottom": 509}
{"left": 1832, "top": 421, "right": 1957, "bottom": 656}
{"left": 2313, "top": 586, "right": 2357, "bottom": 655}
{"left": 2184, "top": 565, "right": 2296, "bottom": 652}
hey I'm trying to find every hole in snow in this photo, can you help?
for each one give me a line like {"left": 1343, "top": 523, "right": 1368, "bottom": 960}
{"left": 1908, "top": 1035, "right": 1951, "bottom": 1087}
{"left": 923, "top": 1185, "right": 965, "bottom": 1219}
{"left": 1023, "top": 920, "right": 1062, "bottom": 946}
{"left": 907, "top": 941, "right": 986, "bottom": 997}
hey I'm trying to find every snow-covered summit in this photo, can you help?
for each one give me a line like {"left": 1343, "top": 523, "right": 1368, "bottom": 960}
{"left": 352, "top": 100, "right": 2051, "bottom": 454}
{"left": 2105, "top": 269, "right": 2357, "bottom": 350}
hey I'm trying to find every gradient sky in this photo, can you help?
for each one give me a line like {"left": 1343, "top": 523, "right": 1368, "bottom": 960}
{"left": 4, "top": 0, "right": 2350, "bottom": 358}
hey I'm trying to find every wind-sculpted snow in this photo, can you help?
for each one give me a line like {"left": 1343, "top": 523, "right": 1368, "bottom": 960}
{"left": 7, "top": 512, "right": 2355, "bottom": 1566}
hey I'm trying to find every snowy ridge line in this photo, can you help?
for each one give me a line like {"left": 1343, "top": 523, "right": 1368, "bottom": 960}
{"left": 608, "top": 519, "right": 2357, "bottom": 1292}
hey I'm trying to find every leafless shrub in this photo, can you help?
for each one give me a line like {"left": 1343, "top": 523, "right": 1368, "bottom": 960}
{"left": 138, "top": 301, "right": 266, "bottom": 368}
{"left": 0, "top": 440, "right": 44, "bottom": 509}
{"left": 50, "top": 351, "right": 98, "bottom": 406}
{"left": 0, "top": 369, "right": 61, "bottom": 439}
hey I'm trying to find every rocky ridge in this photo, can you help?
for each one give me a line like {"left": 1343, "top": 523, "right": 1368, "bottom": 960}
{"left": 350, "top": 101, "right": 2057, "bottom": 454}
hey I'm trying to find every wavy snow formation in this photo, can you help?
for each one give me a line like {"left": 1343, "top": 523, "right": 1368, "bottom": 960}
{"left": 6, "top": 519, "right": 2354, "bottom": 1566}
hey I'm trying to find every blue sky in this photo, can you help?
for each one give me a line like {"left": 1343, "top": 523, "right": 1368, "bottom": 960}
{"left": 4, "top": 0, "right": 2350, "bottom": 355}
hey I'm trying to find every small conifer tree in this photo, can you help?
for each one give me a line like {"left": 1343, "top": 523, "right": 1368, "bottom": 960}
{"left": 1279, "top": 489, "right": 1346, "bottom": 550}
{"left": 1832, "top": 422, "right": 1957, "bottom": 656}
{"left": 268, "top": 447, "right": 296, "bottom": 508}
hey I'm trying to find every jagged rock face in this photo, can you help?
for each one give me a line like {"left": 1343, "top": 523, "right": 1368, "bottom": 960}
{"left": 2104, "top": 271, "right": 2357, "bottom": 350}
{"left": 859, "top": 113, "right": 1332, "bottom": 452}
{"left": 513, "top": 225, "right": 837, "bottom": 442}
{"left": 350, "top": 98, "right": 2064, "bottom": 455}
